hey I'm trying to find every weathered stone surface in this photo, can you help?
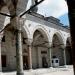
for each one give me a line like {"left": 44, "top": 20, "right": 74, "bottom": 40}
{"left": 0, "top": 0, "right": 71, "bottom": 72}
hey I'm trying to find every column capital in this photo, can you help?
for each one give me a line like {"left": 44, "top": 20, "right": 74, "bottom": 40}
{"left": 0, "top": 33, "right": 4, "bottom": 43}
{"left": 62, "top": 45, "right": 66, "bottom": 50}
{"left": 27, "top": 38, "right": 33, "bottom": 46}
{"left": 10, "top": 17, "right": 25, "bottom": 31}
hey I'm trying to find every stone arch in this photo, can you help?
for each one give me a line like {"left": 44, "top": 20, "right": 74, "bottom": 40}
{"left": 0, "top": 0, "right": 29, "bottom": 72}
{"left": 51, "top": 31, "right": 65, "bottom": 46}
{"left": 22, "top": 26, "right": 30, "bottom": 40}
{"left": 2, "top": 0, "right": 29, "bottom": 16}
{"left": 31, "top": 25, "right": 51, "bottom": 69}
{"left": 31, "top": 25, "right": 50, "bottom": 44}
{"left": 66, "top": 37, "right": 71, "bottom": 45}
{"left": 0, "top": 6, "right": 10, "bottom": 30}
{"left": 0, "top": 0, "right": 18, "bottom": 33}
{"left": 0, "top": 0, "right": 29, "bottom": 31}
{"left": 1, "top": 23, "right": 30, "bottom": 71}
{"left": 51, "top": 31, "right": 65, "bottom": 66}
{"left": 65, "top": 37, "right": 72, "bottom": 65}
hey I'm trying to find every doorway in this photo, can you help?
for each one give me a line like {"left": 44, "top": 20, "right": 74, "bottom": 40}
{"left": 42, "top": 56, "right": 48, "bottom": 68}
{"left": 1, "top": 55, "right": 6, "bottom": 68}
{"left": 66, "top": 47, "right": 72, "bottom": 65}
{"left": 23, "top": 56, "right": 28, "bottom": 69}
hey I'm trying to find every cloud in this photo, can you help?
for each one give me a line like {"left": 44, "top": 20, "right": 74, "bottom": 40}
{"left": 37, "top": 0, "right": 68, "bottom": 18}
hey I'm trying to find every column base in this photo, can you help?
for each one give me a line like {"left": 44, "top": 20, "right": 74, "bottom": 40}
{"left": 64, "top": 65, "right": 67, "bottom": 68}
{"left": 50, "top": 66, "right": 53, "bottom": 69}
{"left": 0, "top": 72, "right": 3, "bottom": 75}
{"left": 29, "top": 68, "right": 33, "bottom": 71}
{"left": 16, "top": 72, "right": 24, "bottom": 75}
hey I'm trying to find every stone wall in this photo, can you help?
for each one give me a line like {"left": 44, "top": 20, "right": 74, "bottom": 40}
{"left": 0, "top": 12, "right": 70, "bottom": 71}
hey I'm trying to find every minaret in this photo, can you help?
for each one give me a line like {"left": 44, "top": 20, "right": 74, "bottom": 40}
{"left": 31, "top": 0, "right": 38, "bottom": 13}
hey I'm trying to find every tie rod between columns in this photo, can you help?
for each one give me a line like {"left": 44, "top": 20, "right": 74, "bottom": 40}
{"left": 0, "top": 0, "right": 44, "bottom": 18}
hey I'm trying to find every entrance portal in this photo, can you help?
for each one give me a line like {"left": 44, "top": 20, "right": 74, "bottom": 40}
{"left": 66, "top": 37, "right": 72, "bottom": 65}
{"left": 66, "top": 47, "right": 72, "bottom": 65}
{"left": 23, "top": 56, "right": 28, "bottom": 70}
{"left": 1, "top": 55, "right": 6, "bottom": 67}
{"left": 42, "top": 56, "right": 48, "bottom": 68}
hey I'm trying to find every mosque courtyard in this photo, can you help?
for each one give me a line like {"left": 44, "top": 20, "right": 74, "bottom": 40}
{"left": 3, "top": 65, "right": 73, "bottom": 75}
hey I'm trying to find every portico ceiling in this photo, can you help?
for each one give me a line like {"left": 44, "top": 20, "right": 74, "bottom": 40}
{"left": 0, "top": 0, "right": 29, "bottom": 15}
{"left": 0, "top": 0, "right": 29, "bottom": 31}
{"left": 0, "top": 0, "right": 44, "bottom": 32}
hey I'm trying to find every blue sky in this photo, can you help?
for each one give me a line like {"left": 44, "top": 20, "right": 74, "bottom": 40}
{"left": 58, "top": 13, "right": 69, "bottom": 26}
{"left": 27, "top": 0, "right": 69, "bottom": 26}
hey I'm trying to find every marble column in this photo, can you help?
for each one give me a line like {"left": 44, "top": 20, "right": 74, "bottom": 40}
{"left": 0, "top": 9, "right": 2, "bottom": 72}
{"left": 48, "top": 48, "right": 52, "bottom": 67}
{"left": 36, "top": 47, "right": 39, "bottom": 68}
{"left": 63, "top": 48, "right": 67, "bottom": 67}
{"left": 28, "top": 39, "right": 32, "bottom": 69}
{"left": 14, "top": 17, "right": 24, "bottom": 75}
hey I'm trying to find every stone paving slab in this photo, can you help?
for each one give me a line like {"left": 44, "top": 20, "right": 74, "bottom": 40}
{"left": 1, "top": 65, "right": 74, "bottom": 75}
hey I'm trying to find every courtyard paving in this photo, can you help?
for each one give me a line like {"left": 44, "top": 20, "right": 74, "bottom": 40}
{"left": 2, "top": 65, "right": 74, "bottom": 75}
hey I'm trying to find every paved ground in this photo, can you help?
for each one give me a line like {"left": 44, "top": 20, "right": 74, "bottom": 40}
{"left": 43, "top": 70, "right": 73, "bottom": 75}
{"left": 1, "top": 65, "right": 74, "bottom": 75}
{"left": 42, "top": 67, "right": 73, "bottom": 75}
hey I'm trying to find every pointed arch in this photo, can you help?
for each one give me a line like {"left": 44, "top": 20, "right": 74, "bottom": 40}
{"left": 31, "top": 25, "right": 50, "bottom": 44}
{"left": 0, "top": 6, "right": 10, "bottom": 30}
{"left": 51, "top": 31, "right": 65, "bottom": 66}
{"left": 51, "top": 31, "right": 65, "bottom": 46}
{"left": 32, "top": 25, "right": 50, "bottom": 68}
{"left": 65, "top": 37, "right": 72, "bottom": 65}
{"left": 22, "top": 26, "right": 30, "bottom": 40}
